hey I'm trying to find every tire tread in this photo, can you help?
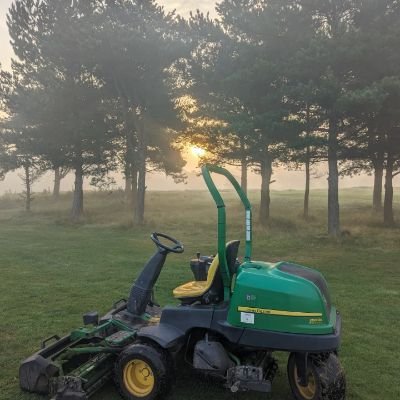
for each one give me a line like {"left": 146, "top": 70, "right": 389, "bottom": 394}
{"left": 114, "top": 342, "right": 171, "bottom": 400}
{"left": 287, "top": 352, "right": 346, "bottom": 400}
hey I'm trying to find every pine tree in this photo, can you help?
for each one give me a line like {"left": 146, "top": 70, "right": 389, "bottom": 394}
{"left": 84, "top": 0, "right": 187, "bottom": 224}
{"left": 7, "top": 0, "right": 119, "bottom": 221}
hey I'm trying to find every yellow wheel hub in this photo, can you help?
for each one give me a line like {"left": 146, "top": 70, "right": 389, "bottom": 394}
{"left": 294, "top": 366, "right": 317, "bottom": 400}
{"left": 123, "top": 359, "right": 155, "bottom": 397}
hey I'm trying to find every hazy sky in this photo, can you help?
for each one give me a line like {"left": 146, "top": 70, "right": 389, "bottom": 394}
{"left": 0, "top": 1, "right": 393, "bottom": 194}
{"left": 0, "top": 0, "right": 13, "bottom": 71}
{"left": 0, "top": 0, "right": 217, "bottom": 70}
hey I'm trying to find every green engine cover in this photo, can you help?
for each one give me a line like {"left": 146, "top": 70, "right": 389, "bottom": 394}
{"left": 228, "top": 261, "right": 337, "bottom": 335}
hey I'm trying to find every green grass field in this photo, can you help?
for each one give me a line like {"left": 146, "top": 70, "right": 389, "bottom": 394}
{"left": 0, "top": 188, "right": 399, "bottom": 400}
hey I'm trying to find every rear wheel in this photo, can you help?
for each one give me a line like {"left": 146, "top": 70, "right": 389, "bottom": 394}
{"left": 287, "top": 352, "right": 346, "bottom": 400}
{"left": 114, "top": 343, "right": 171, "bottom": 400}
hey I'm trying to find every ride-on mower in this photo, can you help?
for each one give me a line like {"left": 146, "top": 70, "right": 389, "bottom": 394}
{"left": 20, "top": 165, "right": 345, "bottom": 400}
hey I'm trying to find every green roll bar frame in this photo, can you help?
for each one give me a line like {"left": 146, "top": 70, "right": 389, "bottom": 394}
{"left": 201, "top": 164, "right": 252, "bottom": 301}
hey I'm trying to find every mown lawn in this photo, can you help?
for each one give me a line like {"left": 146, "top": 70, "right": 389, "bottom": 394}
{"left": 0, "top": 188, "right": 399, "bottom": 400}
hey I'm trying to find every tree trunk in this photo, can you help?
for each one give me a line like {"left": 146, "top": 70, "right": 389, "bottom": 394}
{"left": 71, "top": 164, "right": 84, "bottom": 222}
{"left": 327, "top": 119, "right": 340, "bottom": 237}
{"left": 24, "top": 165, "right": 31, "bottom": 212}
{"left": 124, "top": 169, "right": 133, "bottom": 201}
{"left": 304, "top": 154, "right": 310, "bottom": 220}
{"left": 124, "top": 127, "right": 136, "bottom": 204}
{"left": 124, "top": 175, "right": 132, "bottom": 196}
{"left": 133, "top": 121, "right": 146, "bottom": 225}
{"left": 304, "top": 105, "right": 311, "bottom": 220}
{"left": 370, "top": 130, "right": 384, "bottom": 212}
{"left": 259, "top": 152, "right": 272, "bottom": 226}
{"left": 383, "top": 153, "right": 394, "bottom": 226}
{"left": 240, "top": 137, "right": 248, "bottom": 194}
{"left": 241, "top": 157, "right": 248, "bottom": 195}
{"left": 53, "top": 167, "right": 61, "bottom": 199}
{"left": 372, "top": 163, "right": 384, "bottom": 212}
{"left": 131, "top": 163, "right": 138, "bottom": 208}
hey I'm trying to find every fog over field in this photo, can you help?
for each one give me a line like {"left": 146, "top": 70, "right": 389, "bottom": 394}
{"left": 0, "top": 0, "right": 396, "bottom": 194}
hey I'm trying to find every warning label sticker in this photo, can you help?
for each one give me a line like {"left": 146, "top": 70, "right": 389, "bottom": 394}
{"left": 240, "top": 312, "right": 255, "bottom": 324}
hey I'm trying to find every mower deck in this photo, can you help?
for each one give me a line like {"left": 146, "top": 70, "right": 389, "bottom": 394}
{"left": 20, "top": 301, "right": 162, "bottom": 400}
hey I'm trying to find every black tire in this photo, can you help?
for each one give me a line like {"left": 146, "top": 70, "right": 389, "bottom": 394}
{"left": 287, "top": 352, "right": 346, "bottom": 400}
{"left": 114, "top": 343, "right": 172, "bottom": 400}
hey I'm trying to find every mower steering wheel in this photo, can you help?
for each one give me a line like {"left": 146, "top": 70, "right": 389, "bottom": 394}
{"left": 151, "top": 232, "right": 184, "bottom": 254}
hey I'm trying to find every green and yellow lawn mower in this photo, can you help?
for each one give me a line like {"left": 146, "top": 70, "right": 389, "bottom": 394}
{"left": 19, "top": 165, "right": 345, "bottom": 400}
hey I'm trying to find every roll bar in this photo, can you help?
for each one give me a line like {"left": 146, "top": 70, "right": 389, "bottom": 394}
{"left": 201, "top": 165, "right": 252, "bottom": 300}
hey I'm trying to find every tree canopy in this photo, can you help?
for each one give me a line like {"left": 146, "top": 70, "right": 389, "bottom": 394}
{"left": 1, "top": 0, "right": 399, "bottom": 231}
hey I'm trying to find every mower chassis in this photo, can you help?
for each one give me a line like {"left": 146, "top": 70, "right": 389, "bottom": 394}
{"left": 19, "top": 301, "right": 161, "bottom": 400}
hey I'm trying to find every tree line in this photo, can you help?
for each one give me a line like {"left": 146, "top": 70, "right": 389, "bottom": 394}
{"left": 0, "top": 0, "right": 399, "bottom": 236}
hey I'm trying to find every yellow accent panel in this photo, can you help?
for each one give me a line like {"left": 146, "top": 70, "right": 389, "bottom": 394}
{"left": 123, "top": 359, "right": 155, "bottom": 397}
{"left": 173, "top": 255, "right": 219, "bottom": 298}
{"left": 148, "top": 316, "right": 160, "bottom": 324}
{"left": 238, "top": 306, "right": 322, "bottom": 318}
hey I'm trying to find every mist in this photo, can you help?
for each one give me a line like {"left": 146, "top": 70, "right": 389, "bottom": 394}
{"left": 1, "top": 4, "right": 399, "bottom": 398}
{"left": 0, "top": 0, "right": 393, "bottom": 196}
{"left": 1, "top": 0, "right": 394, "bottom": 197}
{"left": 1, "top": 0, "right": 399, "bottom": 228}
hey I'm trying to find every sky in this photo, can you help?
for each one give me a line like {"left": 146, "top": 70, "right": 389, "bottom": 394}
{"left": 0, "top": 0, "right": 13, "bottom": 71}
{"left": 0, "top": 0, "right": 217, "bottom": 71}
{"left": 0, "top": 0, "right": 391, "bottom": 194}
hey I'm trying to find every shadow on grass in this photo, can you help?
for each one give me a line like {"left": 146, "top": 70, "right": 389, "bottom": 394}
{"left": 94, "top": 359, "right": 292, "bottom": 400}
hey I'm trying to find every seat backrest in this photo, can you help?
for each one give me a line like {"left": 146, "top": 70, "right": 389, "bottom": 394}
{"left": 225, "top": 240, "right": 240, "bottom": 278}
{"left": 202, "top": 240, "right": 240, "bottom": 303}
{"left": 206, "top": 240, "right": 240, "bottom": 286}
{"left": 206, "top": 255, "right": 219, "bottom": 286}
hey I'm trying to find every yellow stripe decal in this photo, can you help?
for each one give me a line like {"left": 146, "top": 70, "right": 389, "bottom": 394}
{"left": 238, "top": 306, "right": 322, "bottom": 317}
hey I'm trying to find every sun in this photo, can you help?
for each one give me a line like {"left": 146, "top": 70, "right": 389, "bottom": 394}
{"left": 190, "top": 146, "right": 206, "bottom": 158}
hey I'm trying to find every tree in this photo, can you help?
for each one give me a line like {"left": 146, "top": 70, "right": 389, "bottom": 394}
{"left": 172, "top": 13, "right": 255, "bottom": 194}
{"left": 196, "top": 1, "right": 304, "bottom": 224}
{"left": 341, "top": 1, "right": 400, "bottom": 223}
{"left": 379, "top": 79, "right": 400, "bottom": 226}
{"left": 284, "top": 75, "right": 329, "bottom": 220}
{"left": 0, "top": 67, "right": 45, "bottom": 211}
{"left": 282, "top": 0, "right": 361, "bottom": 236}
{"left": 52, "top": 167, "right": 69, "bottom": 199}
{"left": 18, "top": 162, "right": 43, "bottom": 211}
{"left": 0, "top": 65, "right": 12, "bottom": 181}
{"left": 84, "top": 0, "right": 186, "bottom": 224}
{"left": 8, "top": 0, "right": 119, "bottom": 221}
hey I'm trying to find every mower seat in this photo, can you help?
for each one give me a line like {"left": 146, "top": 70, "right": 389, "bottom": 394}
{"left": 173, "top": 240, "right": 240, "bottom": 304}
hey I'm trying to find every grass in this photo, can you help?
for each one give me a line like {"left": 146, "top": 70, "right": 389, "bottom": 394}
{"left": 0, "top": 188, "right": 399, "bottom": 400}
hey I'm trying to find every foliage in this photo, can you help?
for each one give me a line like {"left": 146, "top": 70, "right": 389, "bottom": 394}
{"left": 1, "top": 0, "right": 400, "bottom": 229}
{"left": 4, "top": 0, "right": 187, "bottom": 222}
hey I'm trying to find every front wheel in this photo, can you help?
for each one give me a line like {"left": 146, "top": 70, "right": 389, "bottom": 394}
{"left": 287, "top": 352, "right": 346, "bottom": 400}
{"left": 114, "top": 343, "right": 172, "bottom": 400}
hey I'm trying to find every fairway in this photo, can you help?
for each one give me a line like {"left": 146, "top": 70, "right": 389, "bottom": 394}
{"left": 0, "top": 188, "right": 399, "bottom": 400}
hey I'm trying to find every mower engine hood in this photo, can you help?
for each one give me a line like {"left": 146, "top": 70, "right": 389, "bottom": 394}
{"left": 228, "top": 261, "right": 337, "bottom": 335}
